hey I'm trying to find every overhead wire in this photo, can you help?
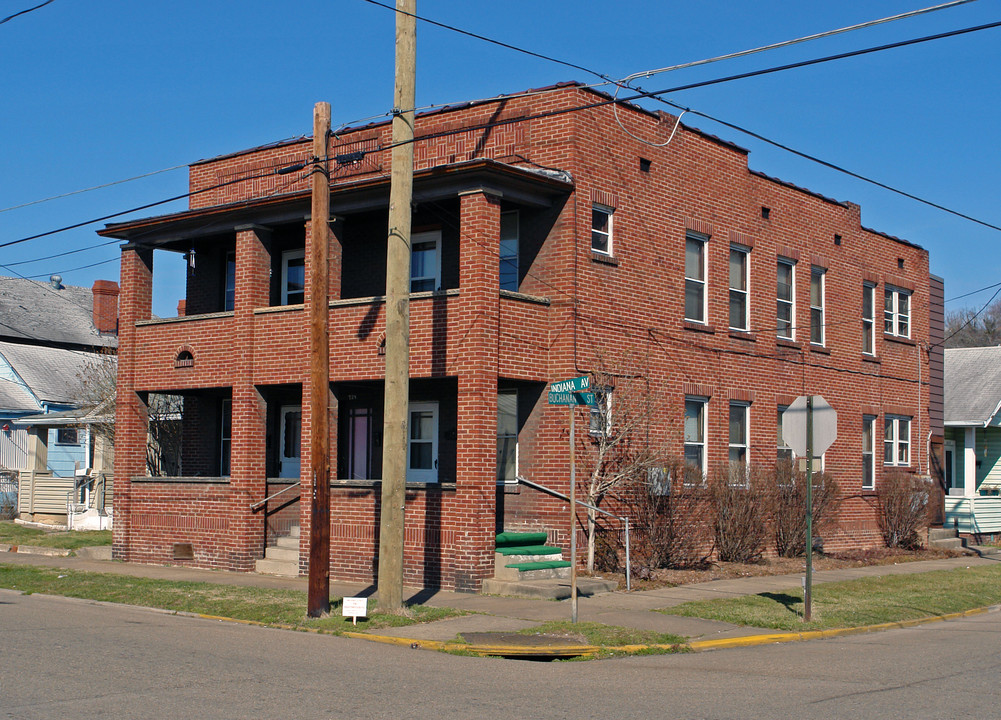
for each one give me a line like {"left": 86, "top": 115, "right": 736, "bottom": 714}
{"left": 0, "top": 0, "right": 54, "bottom": 26}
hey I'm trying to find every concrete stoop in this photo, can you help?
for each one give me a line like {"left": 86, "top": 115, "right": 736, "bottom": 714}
{"left": 928, "top": 527, "right": 968, "bottom": 552}
{"left": 254, "top": 525, "right": 300, "bottom": 577}
{"left": 481, "top": 576, "right": 618, "bottom": 600}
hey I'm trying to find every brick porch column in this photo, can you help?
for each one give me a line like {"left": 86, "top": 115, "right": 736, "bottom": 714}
{"left": 453, "top": 190, "right": 501, "bottom": 591}
{"left": 230, "top": 225, "right": 271, "bottom": 569}
{"left": 113, "top": 246, "right": 153, "bottom": 561}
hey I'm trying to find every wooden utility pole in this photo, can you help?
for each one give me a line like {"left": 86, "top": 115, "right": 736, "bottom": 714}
{"left": 307, "top": 101, "right": 331, "bottom": 618}
{"left": 378, "top": 0, "right": 416, "bottom": 611}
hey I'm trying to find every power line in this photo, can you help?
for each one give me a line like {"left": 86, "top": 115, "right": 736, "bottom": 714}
{"left": 0, "top": 0, "right": 54, "bottom": 26}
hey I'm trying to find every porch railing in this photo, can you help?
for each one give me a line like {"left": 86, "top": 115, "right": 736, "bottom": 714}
{"left": 251, "top": 481, "right": 301, "bottom": 556}
{"left": 517, "top": 475, "right": 632, "bottom": 592}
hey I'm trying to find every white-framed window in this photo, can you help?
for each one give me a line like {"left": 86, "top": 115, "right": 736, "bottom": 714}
{"left": 729, "top": 246, "right": 749, "bottom": 331}
{"left": 499, "top": 210, "right": 519, "bottom": 291}
{"left": 224, "top": 251, "right": 236, "bottom": 311}
{"left": 685, "top": 232, "right": 708, "bottom": 323}
{"left": 281, "top": 249, "right": 305, "bottom": 305}
{"left": 591, "top": 204, "right": 613, "bottom": 255}
{"left": 410, "top": 230, "right": 441, "bottom": 293}
{"left": 884, "top": 287, "right": 911, "bottom": 338}
{"left": 408, "top": 402, "right": 439, "bottom": 483}
{"left": 777, "top": 406, "right": 794, "bottom": 464}
{"left": 729, "top": 402, "right": 749, "bottom": 470}
{"left": 884, "top": 415, "right": 911, "bottom": 466}
{"left": 589, "top": 387, "right": 612, "bottom": 439}
{"left": 862, "top": 283, "right": 876, "bottom": 355}
{"left": 684, "top": 396, "right": 707, "bottom": 476}
{"left": 810, "top": 266, "right": 825, "bottom": 345}
{"left": 776, "top": 259, "right": 795, "bottom": 340}
{"left": 497, "top": 390, "right": 518, "bottom": 484}
{"left": 862, "top": 415, "right": 876, "bottom": 489}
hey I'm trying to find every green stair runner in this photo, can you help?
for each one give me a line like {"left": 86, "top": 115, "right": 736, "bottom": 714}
{"left": 504, "top": 560, "right": 572, "bottom": 571}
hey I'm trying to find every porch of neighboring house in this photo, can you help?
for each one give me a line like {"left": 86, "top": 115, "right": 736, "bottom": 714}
{"left": 943, "top": 424, "right": 1001, "bottom": 540}
{"left": 15, "top": 409, "right": 114, "bottom": 530}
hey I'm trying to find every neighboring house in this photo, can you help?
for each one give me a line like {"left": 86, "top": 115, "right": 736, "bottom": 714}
{"left": 100, "top": 82, "right": 941, "bottom": 591}
{"left": 0, "top": 275, "right": 118, "bottom": 524}
{"left": 943, "top": 346, "right": 1001, "bottom": 537}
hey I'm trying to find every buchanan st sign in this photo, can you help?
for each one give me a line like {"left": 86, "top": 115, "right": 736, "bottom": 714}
{"left": 548, "top": 376, "right": 595, "bottom": 406}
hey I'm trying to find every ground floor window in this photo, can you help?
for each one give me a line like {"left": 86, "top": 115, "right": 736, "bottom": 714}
{"left": 497, "top": 390, "right": 517, "bottom": 484}
{"left": 684, "top": 396, "right": 707, "bottom": 477}
{"left": 862, "top": 415, "right": 875, "bottom": 489}
{"left": 884, "top": 415, "right": 911, "bottom": 466}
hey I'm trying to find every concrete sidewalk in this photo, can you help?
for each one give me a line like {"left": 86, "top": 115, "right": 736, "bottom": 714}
{"left": 2, "top": 549, "right": 997, "bottom": 653}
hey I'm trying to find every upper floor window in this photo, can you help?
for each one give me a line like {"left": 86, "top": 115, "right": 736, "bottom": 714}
{"left": 729, "top": 246, "right": 749, "bottom": 331}
{"left": 591, "top": 204, "right": 613, "bottom": 255}
{"left": 684, "top": 396, "right": 707, "bottom": 475}
{"left": 499, "top": 211, "right": 519, "bottom": 291}
{"left": 862, "top": 283, "right": 876, "bottom": 354}
{"left": 685, "top": 232, "right": 708, "bottom": 323}
{"left": 884, "top": 287, "right": 910, "bottom": 338}
{"left": 884, "top": 415, "right": 911, "bottom": 466}
{"left": 224, "top": 252, "right": 236, "bottom": 311}
{"left": 589, "top": 388, "right": 612, "bottom": 439}
{"left": 776, "top": 259, "right": 795, "bottom": 340}
{"left": 410, "top": 230, "right": 441, "bottom": 293}
{"left": 281, "top": 249, "right": 305, "bottom": 305}
{"left": 810, "top": 266, "right": 825, "bottom": 345}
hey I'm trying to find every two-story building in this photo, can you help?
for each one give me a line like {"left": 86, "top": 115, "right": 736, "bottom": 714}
{"left": 100, "top": 82, "right": 942, "bottom": 591}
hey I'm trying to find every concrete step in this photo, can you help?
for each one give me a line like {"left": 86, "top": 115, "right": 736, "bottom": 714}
{"left": 255, "top": 558, "right": 300, "bottom": 577}
{"left": 495, "top": 563, "right": 571, "bottom": 582}
{"left": 275, "top": 535, "right": 301, "bottom": 551}
{"left": 929, "top": 537, "right": 966, "bottom": 551}
{"left": 264, "top": 546, "right": 299, "bottom": 563}
{"left": 928, "top": 527, "right": 959, "bottom": 542}
{"left": 481, "top": 576, "right": 618, "bottom": 600}
{"left": 288, "top": 525, "right": 300, "bottom": 538}
{"left": 494, "top": 552, "right": 563, "bottom": 575}
{"left": 969, "top": 544, "right": 1001, "bottom": 557}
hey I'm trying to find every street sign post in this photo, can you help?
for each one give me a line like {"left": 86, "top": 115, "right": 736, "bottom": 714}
{"left": 782, "top": 395, "right": 837, "bottom": 623}
{"left": 548, "top": 375, "right": 593, "bottom": 624}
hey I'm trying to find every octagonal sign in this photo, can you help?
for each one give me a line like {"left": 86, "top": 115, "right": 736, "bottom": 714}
{"left": 782, "top": 395, "right": 837, "bottom": 458}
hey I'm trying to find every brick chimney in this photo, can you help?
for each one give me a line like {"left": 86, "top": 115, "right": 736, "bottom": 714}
{"left": 177, "top": 299, "right": 186, "bottom": 317}
{"left": 91, "top": 280, "right": 119, "bottom": 334}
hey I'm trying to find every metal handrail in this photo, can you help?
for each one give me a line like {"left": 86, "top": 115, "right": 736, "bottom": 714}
{"left": 250, "top": 480, "right": 301, "bottom": 512}
{"left": 517, "top": 475, "right": 632, "bottom": 591}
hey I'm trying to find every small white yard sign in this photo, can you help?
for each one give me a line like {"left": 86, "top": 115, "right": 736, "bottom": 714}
{"left": 342, "top": 596, "right": 368, "bottom": 625}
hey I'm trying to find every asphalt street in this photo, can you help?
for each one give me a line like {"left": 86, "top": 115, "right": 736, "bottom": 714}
{"left": 3, "top": 589, "right": 1000, "bottom": 720}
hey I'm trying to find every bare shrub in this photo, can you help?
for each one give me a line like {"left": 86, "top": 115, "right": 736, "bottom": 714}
{"left": 767, "top": 462, "right": 842, "bottom": 557}
{"left": 877, "top": 471, "right": 930, "bottom": 549}
{"left": 625, "top": 459, "right": 711, "bottom": 571}
{"left": 706, "top": 464, "right": 769, "bottom": 564}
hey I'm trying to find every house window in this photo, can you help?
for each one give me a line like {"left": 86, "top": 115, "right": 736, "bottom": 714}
{"left": 345, "top": 406, "right": 374, "bottom": 480}
{"left": 884, "top": 287, "right": 911, "bottom": 338}
{"left": 862, "top": 283, "right": 876, "bottom": 354}
{"left": 410, "top": 230, "right": 441, "bottom": 293}
{"left": 407, "top": 402, "right": 439, "bottom": 483}
{"left": 499, "top": 211, "right": 519, "bottom": 291}
{"left": 863, "top": 415, "right": 876, "bottom": 489}
{"left": 729, "top": 246, "right": 749, "bottom": 331}
{"left": 589, "top": 388, "right": 612, "bottom": 439}
{"left": 729, "top": 402, "right": 749, "bottom": 470}
{"left": 777, "top": 406, "right": 794, "bottom": 464}
{"left": 776, "top": 259, "right": 795, "bottom": 340}
{"left": 224, "top": 252, "right": 236, "bottom": 311}
{"left": 810, "top": 266, "right": 825, "bottom": 345}
{"left": 220, "top": 399, "right": 231, "bottom": 477}
{"left": 685, "top": 232, "right": 708, "bottom": 323}
{"left": 591, "top": 204, "right": 613, "bottom": 255}
{"left": 884, "top": 415, "right": 911, "bottom": 466}
{"left": 56, "top": 427, "right": 79, "bottom": 445}
{"left": 279, "top": 405, "right": 301, "bottom": 479}
{"left": 497, "top": 390, "right": 518, "bottom": 484}
{"left": 281, "top": 249, "right": 305, "bottom": 305}
{"left": 684, "top": 397, "right": 707, "bottom": 475}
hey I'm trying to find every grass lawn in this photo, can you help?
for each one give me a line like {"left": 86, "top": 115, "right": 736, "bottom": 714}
{"left": 0, "top": 521, "right": 111, "bottom": 549}
{"left": 0, "top": 564, "right": 458, "bottom": 633}
{"left": 663, "top": 564, "right": 1001, "bottom": 632}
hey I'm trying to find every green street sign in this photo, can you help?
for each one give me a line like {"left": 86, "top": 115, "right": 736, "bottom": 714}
{"left": 548, "top": 390, "right": 596, "bottom": 406}
{"left": 549, "top": 376, "right": 590, "bottom": 394}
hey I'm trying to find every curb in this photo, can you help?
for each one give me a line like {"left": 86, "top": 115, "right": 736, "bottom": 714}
{"left": 0, "top": 544, "right": 71, "bottom": 557}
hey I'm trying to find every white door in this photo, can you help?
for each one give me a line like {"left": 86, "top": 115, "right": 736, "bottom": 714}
{"left": 407, "top": 402, "right": 438, "bottom": 483}
{"left": 279, "top": 405, "right": 301, "bottom": 479}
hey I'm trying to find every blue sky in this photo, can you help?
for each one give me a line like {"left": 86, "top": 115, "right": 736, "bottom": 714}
{"left": 2, "top": 0, "right": 999, "bottom": 318}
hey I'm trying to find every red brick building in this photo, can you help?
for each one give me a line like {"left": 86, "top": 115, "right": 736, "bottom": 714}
{"left": 100, "top": 82, "right": 941, "bottom": 591}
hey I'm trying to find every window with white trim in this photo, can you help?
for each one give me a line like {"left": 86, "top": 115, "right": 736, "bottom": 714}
{"left": 884, "top": 287, "right": 910, "bottom": 338}
{"left": 684, "top": 396, "right": 707, "bottom": 475}
{"left": 862, "top": 283, "right": 876, "bottom": 354}
{"left": 410, "top": 230, "right": 441, "bottom": 293}
{"left": 281, "top": 249, "right": 305, "bottom": 305}
{"left": 729, "top": 246, "right": 749, "bottom": 331}
{"left": 499, "top": 211, "right": 519, "bottom": 291}
{"left": 729, "top": 402, "right": 749, "bottom": 468}
{"left": 496, "top": 390, "right": 518, "bottom": 484}
{"left": 589, "top": 388, "right": 612, "bottom": 438}
{"left": 685, "top": 232, "right": 708, "bottom": 323}
{"left": 591, "top": 204, "right": 613, "bottom": 255}
{"left": 777, "top": 406, "right": 794, "bottom": 464}
{"left": 810, "top": 266, "right": 825, "bottom": 345}
{"left": 862, "top": 415, "right": 876, "bottom": 489}
{"left": 776, "top": 259, "right": 795, "bottom": 340}
{"left": 884, "top": 415, "right": 911, "bottom": 466}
